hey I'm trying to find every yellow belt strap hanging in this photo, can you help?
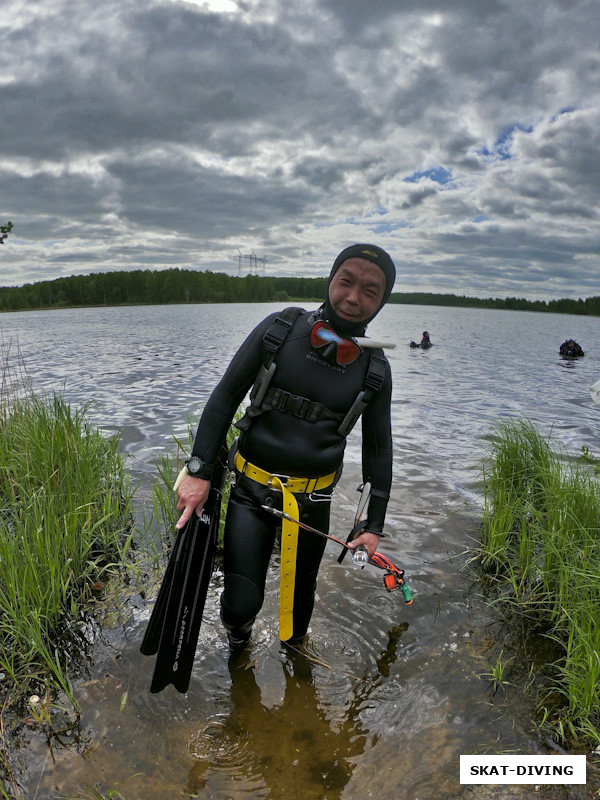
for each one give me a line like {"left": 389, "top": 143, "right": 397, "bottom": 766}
{"left": 271, "top": 477, "right": 299, "bottom": 641}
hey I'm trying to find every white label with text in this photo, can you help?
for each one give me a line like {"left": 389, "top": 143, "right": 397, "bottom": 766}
{"left": 460, "top": 755, "right": 586, "bottom": 784}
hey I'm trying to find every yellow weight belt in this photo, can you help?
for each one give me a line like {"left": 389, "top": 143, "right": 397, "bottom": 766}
{"left": 234, "top": 451, "right": 336, "bottom": 494}
{"left": 233, "top": 452, "right": 336, "bottom": 641}
{"left": 270, "top": 476, "right": 299, "bottom": 641}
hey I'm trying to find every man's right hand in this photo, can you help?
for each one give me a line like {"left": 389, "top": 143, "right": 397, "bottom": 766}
{"left": 176, "top": 476, "right": 211, "bottom": 529}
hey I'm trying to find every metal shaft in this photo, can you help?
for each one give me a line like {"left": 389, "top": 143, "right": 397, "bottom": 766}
{"left": 261, "top": 505, "right": 350, "bottom": 550}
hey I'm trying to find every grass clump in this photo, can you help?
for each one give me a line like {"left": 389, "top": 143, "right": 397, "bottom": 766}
{"left": 478, "top": 417, "right": 600, "bottom": 746}
{"left": 0, "top": 385, "right": 134, "bottom": 710}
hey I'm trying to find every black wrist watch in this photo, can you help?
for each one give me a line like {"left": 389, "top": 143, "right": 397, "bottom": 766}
{"left": 185, "top": 456, "right": 211, "bottom": 479}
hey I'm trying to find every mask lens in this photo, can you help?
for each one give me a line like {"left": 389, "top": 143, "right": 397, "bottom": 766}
{"left": 335, "top": 339, "right": 361, "bottom": 364}
{"left": 310, "top": 322, "right": 361, "bottom": 365}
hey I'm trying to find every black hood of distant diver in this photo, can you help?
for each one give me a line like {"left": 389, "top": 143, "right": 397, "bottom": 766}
{"left": 321, "top": 243, "right": 396, "bottom": 337}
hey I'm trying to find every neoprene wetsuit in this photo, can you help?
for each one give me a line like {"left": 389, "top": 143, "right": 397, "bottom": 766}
{"left": 191, "top": 306, "right": 393, "bottom": 644}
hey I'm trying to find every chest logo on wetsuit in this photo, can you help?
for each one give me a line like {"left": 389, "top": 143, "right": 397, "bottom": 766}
{"left": 306, "top": 351, "right": 346, "bottom": 373}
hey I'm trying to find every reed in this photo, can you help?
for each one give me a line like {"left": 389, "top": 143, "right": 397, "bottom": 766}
{"left": 478, "top": 417, "right": 600, "bottom": 745}
{"left": 0, "top": 375, "right": 134, "bottom": 709}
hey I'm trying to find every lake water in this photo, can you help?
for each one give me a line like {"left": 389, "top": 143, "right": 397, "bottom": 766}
{"left": 2, "top": 302, "right": 599, "bottom": 800}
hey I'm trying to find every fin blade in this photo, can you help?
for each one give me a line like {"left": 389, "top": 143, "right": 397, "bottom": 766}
{"left": 141, "top": 449, "right": 227, "bottom": 693}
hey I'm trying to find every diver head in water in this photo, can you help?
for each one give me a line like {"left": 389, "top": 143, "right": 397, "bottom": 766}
{"left": 322, "top": 244, "right": 396, "bottom": 336}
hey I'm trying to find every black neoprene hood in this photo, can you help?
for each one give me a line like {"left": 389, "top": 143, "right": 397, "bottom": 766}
{"left": 323, "top": 243, "right": 396, "bottom": 336}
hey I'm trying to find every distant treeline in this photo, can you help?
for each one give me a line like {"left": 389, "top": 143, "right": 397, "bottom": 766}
{"left": 0, "top": 269, "right": 327, "bottom": 310}
{"left": 1, "top": 268, "right": 599, "bottom": 316}
{"left": 387, "top": 291, "right": 600, "bottom": 316}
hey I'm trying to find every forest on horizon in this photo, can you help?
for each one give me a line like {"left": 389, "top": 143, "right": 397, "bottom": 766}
{"left": 1, "top": 267, "right": 599, "bottom": 317}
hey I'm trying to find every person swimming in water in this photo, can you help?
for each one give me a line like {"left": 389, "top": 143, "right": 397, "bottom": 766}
{"left": 410, "top": 331, "right": 432, "bottom": 349}
{"left": 559, "top": 339, "right": 584, "bottom": 358}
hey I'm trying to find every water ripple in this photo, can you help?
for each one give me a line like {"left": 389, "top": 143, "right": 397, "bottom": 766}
{"left": 187, "top": 714, "right": 251, "bottom": 766}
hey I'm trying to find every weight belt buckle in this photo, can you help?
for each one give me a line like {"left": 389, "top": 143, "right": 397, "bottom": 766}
{"left": 267, "top": 472, "right": 294, "bottom": 490}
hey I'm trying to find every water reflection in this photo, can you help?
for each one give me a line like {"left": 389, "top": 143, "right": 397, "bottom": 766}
{"left": 186, "top": 624, "right": 408, "bottom": 799}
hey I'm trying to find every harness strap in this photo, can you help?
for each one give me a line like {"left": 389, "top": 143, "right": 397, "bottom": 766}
{"left": 370, "top": 487, "right": 390, "bottom": 500}
{"left": 235, "top": 307, "right": 305, "bottom": 432}
{"left": 262, "top": 312, "right": 300, "bottom": 353}
{"left": 365, "top": 352, "right": 387, "bottom": 391}
{"left": 336, "top": 351, "right": 387, "bottom": 436}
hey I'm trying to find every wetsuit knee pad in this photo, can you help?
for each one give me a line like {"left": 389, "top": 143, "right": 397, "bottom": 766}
{"left": 221, "top": 573, "right": 264, "bottom": 627}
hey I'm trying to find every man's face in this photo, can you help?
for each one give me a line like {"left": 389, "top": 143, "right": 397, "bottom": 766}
{"left": 328, "top": 258, "right": 386, "bottom": 324}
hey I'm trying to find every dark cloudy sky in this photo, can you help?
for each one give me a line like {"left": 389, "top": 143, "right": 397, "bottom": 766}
{"left": 2, "top": 0, "right": 599, "bottom": 299}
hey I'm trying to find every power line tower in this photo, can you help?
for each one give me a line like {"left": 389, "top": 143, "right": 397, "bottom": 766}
{"left": 236, "top": 249, "right": 267, "bottom": 274}
{"left": 256, "top": 255, "right": 268, "bottom": 273}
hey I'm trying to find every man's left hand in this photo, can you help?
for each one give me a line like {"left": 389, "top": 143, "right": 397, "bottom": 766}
{"left": 346, "top": 531, "right": 380, "bottom": 558}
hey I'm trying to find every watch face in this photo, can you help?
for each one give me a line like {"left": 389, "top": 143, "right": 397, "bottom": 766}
{"left": 187, "top": 457, "right": 202, "bottom": 474}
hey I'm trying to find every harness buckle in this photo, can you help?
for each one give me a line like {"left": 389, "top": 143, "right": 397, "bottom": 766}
{"left": 288, "top": 395, "right": 309, "bottom": 417}
{"left": 263, "top": 316, "right": 295, "bottom": 352}
{"left": 272, "top": 391, "right": 310, "bottom": 419}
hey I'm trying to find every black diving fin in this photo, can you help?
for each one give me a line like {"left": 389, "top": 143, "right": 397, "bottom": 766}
{"left": 139, "top": 520, "right": 180, "bottom": 657}
{"left": 140, "top": 448, "right": 227, "bottom": 693}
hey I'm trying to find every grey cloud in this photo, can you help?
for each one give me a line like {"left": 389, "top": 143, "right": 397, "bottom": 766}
{"left": 400, "top": 186, "right": 438, "bottom": 209}
{"left": 107, "top": 152, "right": 314, "bottom": 237}
{"left": 291, "top": 159, "right": 344, "bottom": 192}
{"left": 1, "top": 0, "right": 599, "bottom": 300}
{"left": 320, "top": 0, "right": 505, "bottom": 34}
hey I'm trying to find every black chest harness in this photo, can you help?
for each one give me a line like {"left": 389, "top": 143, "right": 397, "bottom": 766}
{"left": 235, "top": 307, "right": 387, "bottom": 438}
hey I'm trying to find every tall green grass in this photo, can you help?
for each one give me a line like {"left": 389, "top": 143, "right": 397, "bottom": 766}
{"left": 479, "top": 417, "right": 600, "bottom": 745}
{"left": 0, "top": 384, "right": 134, "bottom": 709}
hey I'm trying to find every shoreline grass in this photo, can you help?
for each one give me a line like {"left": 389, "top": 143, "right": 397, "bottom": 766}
{"left": 476, "top": 417, "right": 600, "bottom": 747}
{"left": 0, "top": 347, "right": 135, "bottom": 791}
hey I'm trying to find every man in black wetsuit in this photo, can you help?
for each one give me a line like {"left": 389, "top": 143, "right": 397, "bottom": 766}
{"left": 176, "top": 244, "right": 395, "bottom": 649}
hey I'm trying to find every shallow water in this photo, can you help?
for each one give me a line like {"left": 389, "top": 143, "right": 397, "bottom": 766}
{"left": 2, "top": 302, "right": 599, "bottom": 799}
